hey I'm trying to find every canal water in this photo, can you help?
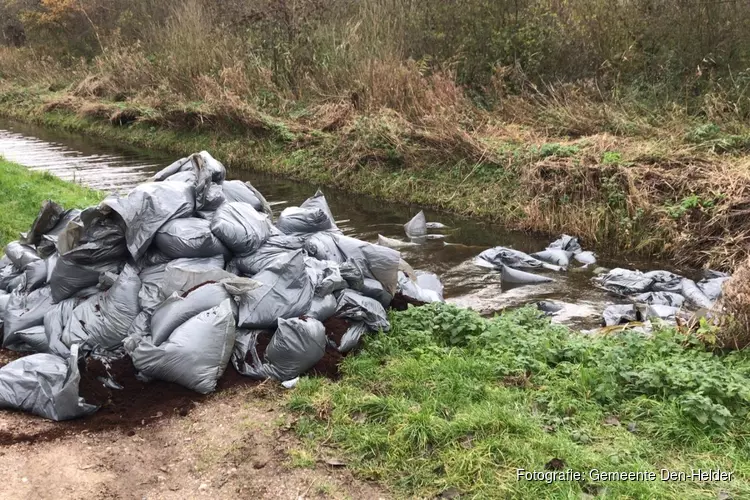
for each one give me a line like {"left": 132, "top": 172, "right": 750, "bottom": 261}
{"left": 0, "top": 118, "right": 690, "bottom": 327}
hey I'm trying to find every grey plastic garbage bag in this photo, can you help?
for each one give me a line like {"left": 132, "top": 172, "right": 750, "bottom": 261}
{"left": 138, "top": 263, "right": 167, "bottom": 314}
{"left": 644, "top": 270, "right": 684, "bottom": 293}
{"left": 62, "top": 265, "right": 142, "bottom": 350}
{"left": 3, "top": 284, "right": 54, "bottom": 342}
{"left": 101, "top": 181, "right": 195, "bottom": 260}
{"left": 548, "top": 234, "right": 582, "bottom": 254}
{"left": 476, "top": 247, "right": 560, "bottom": 271}
{"left": 37, "top": 209, "right": 82, "bottom": 259}
{"left": 404, "top": 211, "right": 427, "bottom": 237}
{"left": 154, "top": 218, "right": 229, "bottom": 259}
{"left": 232, "top": 234, "right": 306, "bottom": 276}
{"left": 151, "top": 282, "right": 236, "bottom": 346}
{"left": 594, "top": 268, "right": 654, "bottom": 295}
{"left": 277, "top": 206, "right": 333, "bottom": 234}
{"left": 501, "top": 265, "right": 554, "bottom": 285}
{"left": 221, "top": 180, "right": 272, "bottom": 216}
{"left": 237, "top": 250, "right": 314, "bottom": 329}
{"left": 300, "top": 190, "right": 337, "bottom": 230}
{"left": 334, "top": 289, "right": 390, "bottom": 331}
{"left": 24, "top": 259, "right": 48, "bottom": 291}
{"left": 633, "top": 291, "right": 685, "bottom": 307}
{"left": 0, "top": 344, "right": 97, "bottom": 421}
{"left": 161, "top": 256, "right": 231, "bottom": 297}
{"left": 263, "top": 317, "right": 326, "bottom": 381}
{"left": 3, "top": 325, "right": 48, "bottom": 353}
{"left": 130, "top": 299, "right": 236, "bottom": 394}
{"left": 306, "top": 294, "right": 337, "bottom": 322}
{"left": 336, "top": 322, "right": 369, "bottom": 353}
{"left": 49, "top": 256, "right": 123, "bottom": 303}
{"left": 210, "top": 202, "right": 272, "bottom": 255}
{"left": 697, "top": 277, "right": 729, "bottom": 303}
{"left": 574, "top": 251, "right": 597, "bottom": 266}
{"left": 531, "top": 249, "right": 570, "bottom": 268}
{"left": 231, "top": 329, "right": 270, "bottom": 379}
{"left": 5, "top": 241, "right": 41, "bottom": 270}
{"left": 44, "top": 297, "right": 79, "bottom": 358}
{"left": 305, "top": 258, "right": 347, "bottom": 297}
{"left": 0, "top": 290, "right": 9, "bottom": 324}
{"left": 0, "top": 264, "right": 23, "bottom": 293}
{"left": 332, "top": 234, "right": 401, "bottom": 295}
{"left": 398, "top": 271, "right": 444, "bottom": 303}
{"left": 20, "top": 200, "right": 64, "bottom": 246}
{"left": 681, "top": 279, "right": 714, "bottom": 309}
{"left": 603, "top": 304, "right": 639, "bottom": 326}
{"left": 152, "top": 151, "right": 225, "bottom": 211}
{"left": 360, "top": 277, "right": 394, "bottom": 307}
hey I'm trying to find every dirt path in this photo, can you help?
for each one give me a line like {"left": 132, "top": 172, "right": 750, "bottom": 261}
{"left": 0, "top": 382, "right": 388, "bottom": 500}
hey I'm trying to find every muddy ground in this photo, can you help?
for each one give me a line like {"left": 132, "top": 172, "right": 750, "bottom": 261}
{"left": 0, "top": 374, "right": 387, "bottom": 500}
{"left": 0, "top": 318, "right": 388, "bottom": 500}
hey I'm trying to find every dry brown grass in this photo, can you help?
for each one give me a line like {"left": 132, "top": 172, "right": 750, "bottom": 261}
{"left": 715, "top": 257, "right": 750, "bottom": 349}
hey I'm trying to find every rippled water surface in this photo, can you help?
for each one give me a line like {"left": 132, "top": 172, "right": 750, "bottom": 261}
{"left": 0, "top": 118, "right": 692, "bottom": 327}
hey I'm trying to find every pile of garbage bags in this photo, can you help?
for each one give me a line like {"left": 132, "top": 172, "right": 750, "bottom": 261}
{"left": 0, "top": 151, "right": 444, "bottom": 421}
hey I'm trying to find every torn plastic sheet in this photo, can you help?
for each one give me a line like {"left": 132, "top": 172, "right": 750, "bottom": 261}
{"left": 0, "top": 344, "right": 97, "bottom": 421}
{"left": 131, "top": 299, "right": 236, "bottom": 394}
{"left": 101, "top": 180, "right": 195, "bottom": 260}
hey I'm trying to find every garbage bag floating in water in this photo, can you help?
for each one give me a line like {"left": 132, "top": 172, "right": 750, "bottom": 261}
{"left": 404, "top": 211, "right": 427, "bottom": 237}
{"left": 594, "top": 268, "right": 653, "bottom": 295}
{"left": 531, "top": 249, "right": 570, "bottom": 268}
{"left": 477, "top": 246, "right": 560, "bottom": 271}
{"left": 501, "top": 265, "right": 554, "bottom": 285}
{"left": 548, "top": 234, "right": 582, "bottom": 255}
{"left": 0, "top": 344, "right": 97, "bottom": 421}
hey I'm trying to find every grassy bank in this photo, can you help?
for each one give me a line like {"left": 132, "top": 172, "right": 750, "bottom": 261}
{"left": 0, "top": 156, "right": 103, "bottom": 247}
{"left": 289, "top": 303, "right": 750, "bottom": 499}
{"left": 1, "top": 84, "right": 749, "bottom": 271}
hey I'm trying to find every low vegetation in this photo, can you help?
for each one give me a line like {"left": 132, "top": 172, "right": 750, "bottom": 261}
{"left": 289, "top": 303, "right": 750, "bottom": 498}
{"left": 0, "top": 157, "right": 103, "bottom": 247}
{"left": 1, "top": 1, "right": 750, "bottom": 269}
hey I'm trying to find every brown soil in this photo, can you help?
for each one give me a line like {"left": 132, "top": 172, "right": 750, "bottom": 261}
{"left": 322, "top": 317, "right": 351, "bottom": 347}
{"left": 389, "top": 292, "right": 427, "bottom": 311}
{"left": 0, "top": 381, "right": 387, "bottom": 500}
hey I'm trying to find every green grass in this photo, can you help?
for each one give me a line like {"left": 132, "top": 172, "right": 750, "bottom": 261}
{"left": 0, "top": 157, "right": 103, "bottom": 247}
{"left": 288, "top": 304, "right": 750, "bottom": 499}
